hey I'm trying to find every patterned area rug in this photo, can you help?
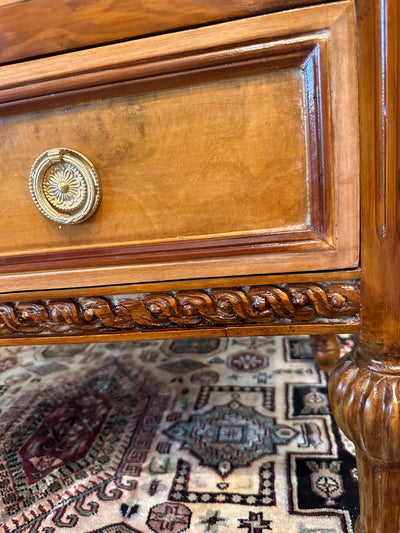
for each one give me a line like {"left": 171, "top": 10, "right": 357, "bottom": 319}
{"left": 0, "top": 335, "right": 359, "bottom": 533}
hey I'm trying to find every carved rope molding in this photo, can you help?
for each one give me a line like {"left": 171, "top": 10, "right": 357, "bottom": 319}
{"left": 0, "top": 281, "right": 360, "bottom": 338}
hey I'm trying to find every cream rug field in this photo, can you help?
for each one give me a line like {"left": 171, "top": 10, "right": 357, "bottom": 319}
{"left": 0, "top": 335, "right": 358, "bottom": 533}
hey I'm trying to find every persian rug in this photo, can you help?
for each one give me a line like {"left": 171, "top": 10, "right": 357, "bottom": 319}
{"left": 0, "top": 335, "right": 359, "bottom": 533}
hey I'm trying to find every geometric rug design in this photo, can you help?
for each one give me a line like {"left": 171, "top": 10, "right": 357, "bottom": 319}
{"left": 0, "top": 335, "right": 358, "bottom": 532}
{"left": 166, "top": 400, "right": 298, "bottom": 477}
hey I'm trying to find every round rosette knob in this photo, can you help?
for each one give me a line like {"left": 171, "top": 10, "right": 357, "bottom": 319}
{"left": 29, "top": 148, "right": 102, "bottom": 224}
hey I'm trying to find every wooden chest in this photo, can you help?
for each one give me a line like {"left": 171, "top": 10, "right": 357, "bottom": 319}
{"left": 1, "top": 1, "right": 400, "bottom": 530}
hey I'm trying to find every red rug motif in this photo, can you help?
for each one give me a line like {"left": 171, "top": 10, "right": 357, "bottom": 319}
{"left": 0, "top": 336, "right": 358, "bottom": 532}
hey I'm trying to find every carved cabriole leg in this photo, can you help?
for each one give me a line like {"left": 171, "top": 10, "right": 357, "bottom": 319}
{"left": 311, "top": 334, "right": 340, "bottom": 371}
{"left": 329, "top": 343, "right": 400, "bottom": 533}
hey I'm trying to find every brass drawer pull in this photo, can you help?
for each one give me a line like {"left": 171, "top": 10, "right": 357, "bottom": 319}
{"left": 29, "top": 148, "right": 102, "bottom": 224}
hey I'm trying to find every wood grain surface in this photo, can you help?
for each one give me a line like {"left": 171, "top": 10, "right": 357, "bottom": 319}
{"left": 3, "top": 0, "right": 400, "bottom": 530}
{"left": 358, "top": 0, "right": 400, "bottom": 349}
{"left": 0, "top": 2, "right": 359, "bottom": 292}
{"left": 0, "top": 71, "right": 311, "bottom": 252}
{"left": 328, "top": 2, "right": 400, "bottom": 532}
{"left": 0, "top": 0, "right": 340, "bottom": 65}
{"left": 0, "top": 269, "right": 361, "bottom": 302}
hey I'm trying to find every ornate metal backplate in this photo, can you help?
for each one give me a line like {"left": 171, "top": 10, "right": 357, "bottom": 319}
{"left": 29, "top": 148, "right": 102, "bottom": 224}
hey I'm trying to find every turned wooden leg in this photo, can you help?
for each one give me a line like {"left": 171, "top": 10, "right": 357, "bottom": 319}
{"left": 329, "top": 343, "right": 400, "bottom": 533}
{"left": 311, "top": 334, "right": 340, "bottom": 371}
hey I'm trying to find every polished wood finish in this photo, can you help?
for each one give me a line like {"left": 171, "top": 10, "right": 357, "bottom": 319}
{"left": 0, "top": 69, "right": 323, "bottom": 255}
{"left": 0, "top": 323, "right": 361, "bottom": 348}
{"left": 357, "top": 0, "right": 399, "bottom": 348}
{"left": 311, "top": 334, "right": 340, "bottom": 371}
{"left": 328, "top": 0, "right": 400, "bottom": 531}
{"left": 0, "top": 2, "right": 359, "bottom": 292}
{"left": 330, "top": 344, "right": 400, "bottom": 533}
{"left": 0, "top": 281, "right": 360, "bottom": 344}
{"left": 2, "top": 0, "right": 400, "bottom": 529}
{"left": 0, "top": 269, "right": 361, "bottom": 301}
{"left": 0, "top": 0, "right": 340, "bottom": 65}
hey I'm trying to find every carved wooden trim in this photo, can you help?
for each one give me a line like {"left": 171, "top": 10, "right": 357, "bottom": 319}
{"left": 329, "top": 342, "right": 400, "bottom": 462}
{"left": 311, "top": 333, "right": 341, "bottom": 372}
{"left": 0, "top": 281, "right": 360, "bottom": 339}
{"left": 329, "top": 341, "right": 400, "bottom": 533}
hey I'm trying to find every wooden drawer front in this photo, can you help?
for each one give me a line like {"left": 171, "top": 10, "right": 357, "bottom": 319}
{"left": 0, "top": 1, "right": 359, "bottom": 291}
{"left": 0, "top": 0, "right": 350, "bottom": 65}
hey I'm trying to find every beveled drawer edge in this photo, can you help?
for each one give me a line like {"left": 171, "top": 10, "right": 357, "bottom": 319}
{"left": 0, "top": 1, "right": 353, "bottom": 104}
{"left": 0, "top": 268, "right": 361, "bottom": 301}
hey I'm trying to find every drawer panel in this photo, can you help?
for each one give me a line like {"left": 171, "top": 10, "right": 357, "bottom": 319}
{"left": 1, "top": 70, "right": 309, "bottom": 253}
{"left": 0, "top": 1, "right": 359, "bottom": 291}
